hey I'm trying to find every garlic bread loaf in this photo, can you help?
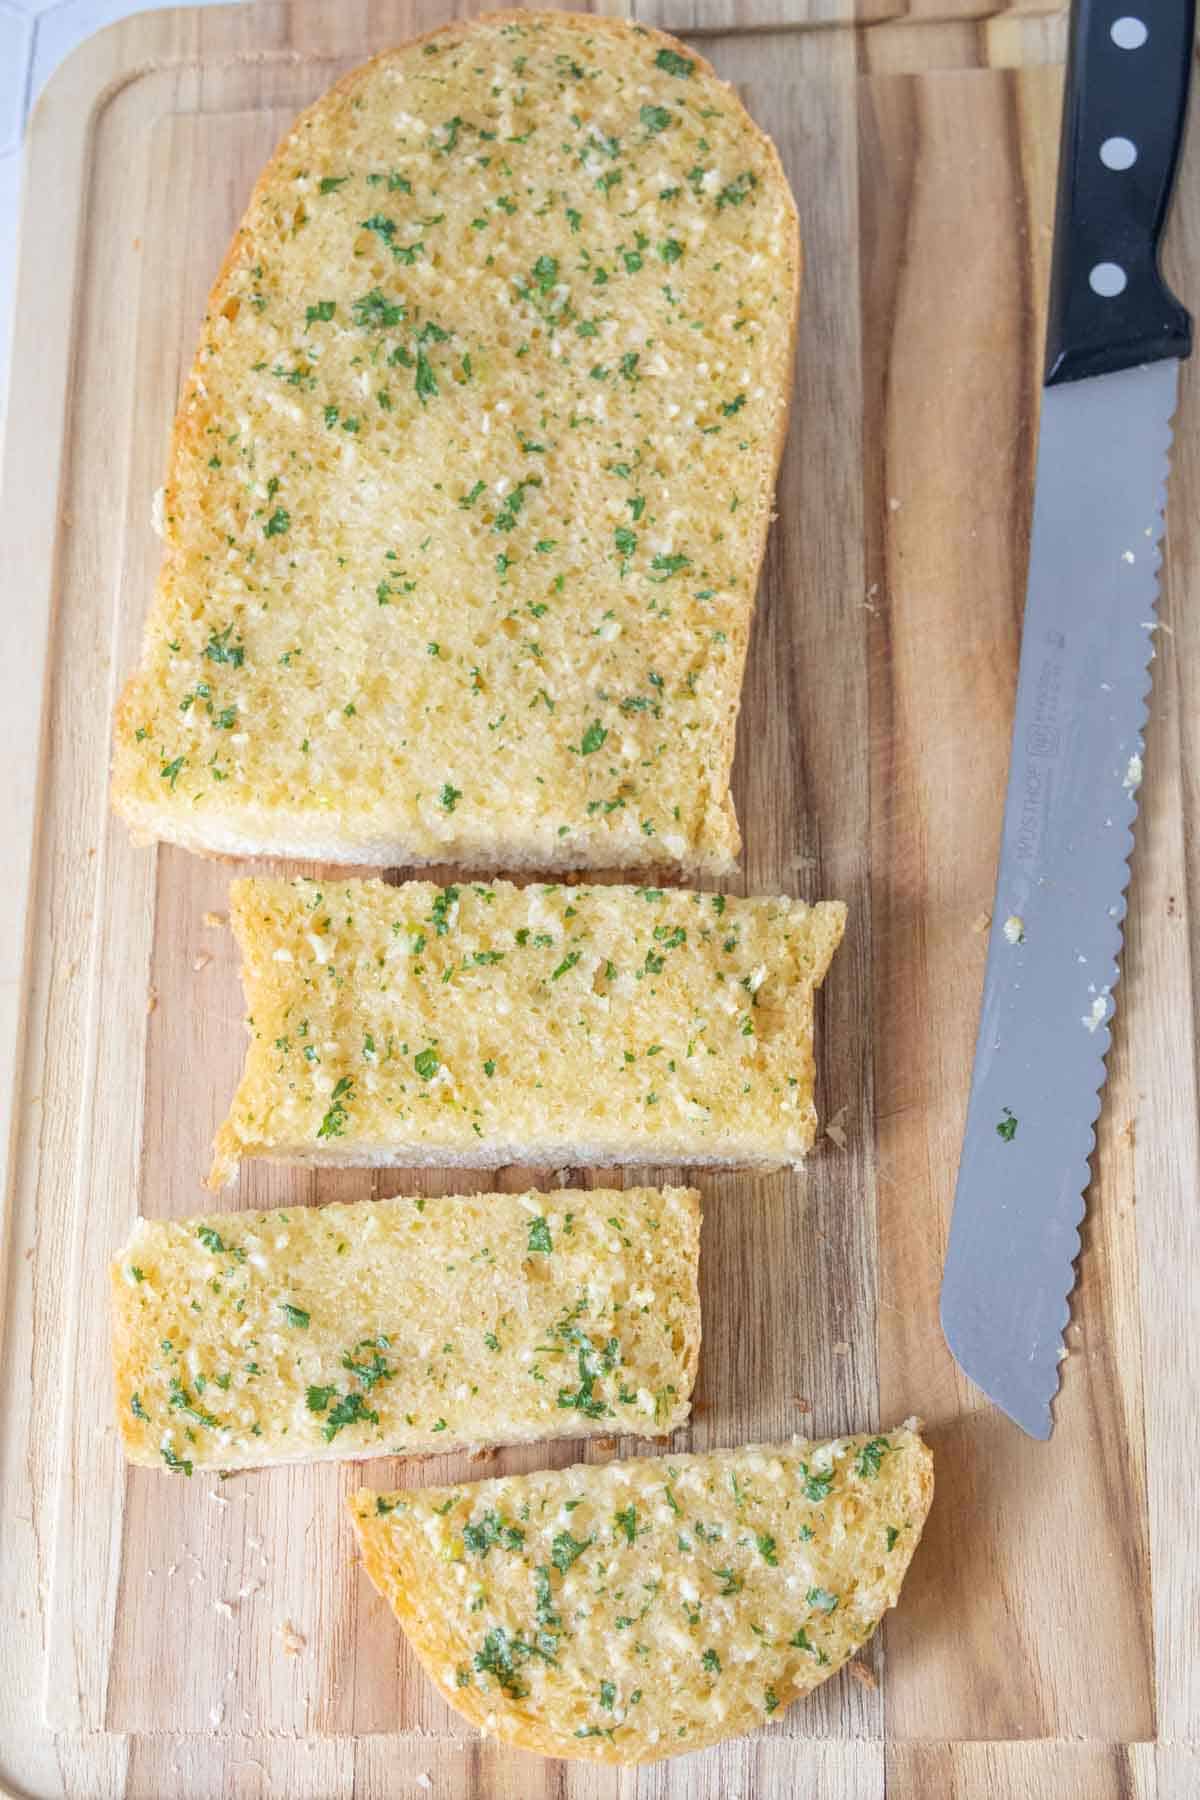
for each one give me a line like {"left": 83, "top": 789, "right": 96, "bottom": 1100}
{"left": 111, "top": 10, "right": 800, "bottom": 874}
{"left": 210, "top": 876, "right": 846, "bottom": 1186}
{"left": 351, "top": 1429, "right": 933, "bottom": 1762}
{"left": 112, "top": 1185, "right": 700, "bottom": 1473}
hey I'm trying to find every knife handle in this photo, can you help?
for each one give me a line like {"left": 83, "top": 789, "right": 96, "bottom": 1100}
{"left": 1045, "top": 0, "right": 1195, "bottom": 386}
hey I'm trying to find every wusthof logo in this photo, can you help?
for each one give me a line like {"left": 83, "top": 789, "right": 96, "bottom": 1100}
{"left": 1026, "top": 724, "right": 1060, "bottom": 758}
{"left": 1015, "top": 761, "right": 1046, "bottom": 862}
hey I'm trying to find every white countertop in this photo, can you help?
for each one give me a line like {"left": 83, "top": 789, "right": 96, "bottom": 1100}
{"left": 0, "top": 0, "right": 234, "bottom": 444}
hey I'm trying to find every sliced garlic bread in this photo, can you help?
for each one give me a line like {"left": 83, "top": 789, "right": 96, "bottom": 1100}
{"left": 110, "top": 10, "right": 800, "bottom": 874}
{"left": 350, "top": 1429, "right": 933, "bottom": 1762}
{"left": 210, "top": 875, "right": 846, "bottom": 1186}
{"left": 112, "top": 1185, "right": 699, "bottom": 1473}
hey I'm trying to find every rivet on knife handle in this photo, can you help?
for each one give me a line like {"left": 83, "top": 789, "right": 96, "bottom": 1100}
{"left": 1045, "top": 0, "right": 1195, "bottom": 385}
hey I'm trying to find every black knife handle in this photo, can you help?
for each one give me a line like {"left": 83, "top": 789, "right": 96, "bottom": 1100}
{"left": 1045, "top": 0, "right": 1195, "bottom": 385}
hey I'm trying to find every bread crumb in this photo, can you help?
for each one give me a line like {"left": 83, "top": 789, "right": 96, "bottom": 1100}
{"left": 823, "top": 1105, "right": 848, "bottom": 1150}
{"left": 847, "top": 1659, "right": 878, "bottom": 1690}
{"left": 146, "top": 987, "right": 158, "bottom": 1015}
{"left": 791, "top": 1396, "right": 811, "bottom": 1413}
{"left": 279, "top": 1619, "right": 307, "bottom": 1657}
{"left": 1082, "top": 994, "right": 1108, "bottom": 1033}
{"left": 971, "top": 911, "right": 992, "bottom": 935}
{"left": 193, "top": 952, "right": 213, "bottom": 972}
{"left": 416, "top": 1778, "right": 433, "bottom": 1793}
{"left": 831, "top": 1341, "right": 850, "bottom": 1356}
{"left": 1119, "top": 1118, "right": 1136, "bottom": 1149}
{"left": 1002, "top": 915, "right": 1024, "bottom": 945}
{"left": 203, "top": 910, "right": 228, "bottom": 928}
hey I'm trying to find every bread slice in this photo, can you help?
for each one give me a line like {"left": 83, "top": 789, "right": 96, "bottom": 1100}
{"left": 110, "top": 10, "right": 799, "bottom": 876}
{"left": 350, "top": 1428, "right": 933, "bottom": 1762}
{"left": 210, "top": 876, "right": 846, "bottom": 1186}
{"left": 111, "top": 1184, "right": 700, "bottom": 1473}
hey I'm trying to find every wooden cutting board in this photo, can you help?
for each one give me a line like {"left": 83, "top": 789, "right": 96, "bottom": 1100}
{"left": 3, "top": 1, "right": 1199, "bottom": 1794}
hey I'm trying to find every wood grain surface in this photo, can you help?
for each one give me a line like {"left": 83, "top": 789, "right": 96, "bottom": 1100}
{"left": 1, "top": 0, "right": 1198, "bottom": 1795}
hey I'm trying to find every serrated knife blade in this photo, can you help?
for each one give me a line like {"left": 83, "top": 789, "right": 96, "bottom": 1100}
{"left": 940, "top": 361, "right": 1176, "bottom": 1438}
{"left": 940, "top": 0, "right": 1194, "bottom": 1437}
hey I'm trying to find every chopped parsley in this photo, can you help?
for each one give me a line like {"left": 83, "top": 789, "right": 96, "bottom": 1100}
{"left": 801, "top": 1463, "right": 832, "bottom": 1503}
{"left": 855, "top": 1437, "right": 890, "bottom": 1479}
{"left": 527, "top": 1216, "right": 553, "bottom": 1254}
{"left": 649, "top": 551, "right": 690, "bottom": 579}
{"left": 717, "top": 170, "right": 757, "bottom": 209}
{"left": 317, "top": 1075, "right": 354, "bottom": 1139}
{"left": 415, "top": 350, "right": 439, "bottom": 402}
{"left": 352, "top": 288, "right": 405, "bottom": 329}
{"left": 306, "top": 1386, "right": 379, "bottom": 1442}
{"left": 614, "top": 1504, "right": 638, "bottom": 1544}
{"left": 551, "top": 1529, "right": 592, "bottom": 1571}
{"left": 430, "top": 886, "right": 458, "bottom": 935}
{"left": 463, "top": 1511, "right": 525, "bottom": 1558}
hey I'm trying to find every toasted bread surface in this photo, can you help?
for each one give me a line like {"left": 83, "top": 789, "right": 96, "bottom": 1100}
{"left": 112, "top": 1185, "right": 700, "bottom": 1472}
{"left": 111, "top": 10, "right": 801, "bottom": 873}
{"left": 351, "top": 1429, "right": 933, "bottom": 1762}
{"left": 210, "top": 875, "right": 846, "bottom": 1185}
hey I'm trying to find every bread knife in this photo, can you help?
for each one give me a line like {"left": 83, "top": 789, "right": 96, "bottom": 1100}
{"left": 940, "top": 0, "right": 1194, "bottom": 1436}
